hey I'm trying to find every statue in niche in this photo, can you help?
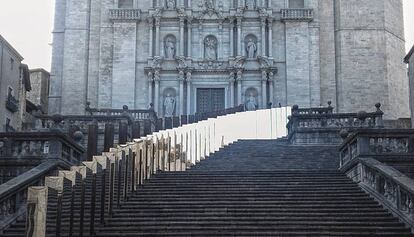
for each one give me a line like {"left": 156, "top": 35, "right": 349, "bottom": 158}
{"left": 164, "top": 93, "right": 176, "bottom": 117}
{"left": 204, "top": 36, "right": 217, "bottom": 60}
{"left": 246, "top": 38, "right": 257, "bottom": 58}
{"left": 205, "top": 0, "right": 214, "bottom": 9}
{"left": 245, "top": 92, "right": 258, "bottom": 111}
{"left": 164, "top": 36, "right": 176, "bottom": 59}
{"left": 246, "top": 0, "right": 255, "bottom": 9}
{"left": 166, "top": 0, "right": 176, "bottom": 9}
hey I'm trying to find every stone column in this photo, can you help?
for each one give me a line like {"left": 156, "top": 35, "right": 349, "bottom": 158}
{"left": 186, "top": 72, "right": 192, "bottom": 115}
{"left": 261, "top": 70, "right": 267, "bottom": 108}
{"left": 179, "top": 71, "right": 185, "bottom": 116}
{"left": 218, "top": 22, "right": 223, "bottom": 59}
{"left": 155, "top": 18, "right": 161, "bottom": 56}
{"left": 187, "top": 19, "right": 192, "bottom": 58}
{"left": 148, "top": 18, "right": 154, "bottom": 57}
{"left": 268, "top": 18, "right": 273, "bottom": 57}
{"left": 237, "top": 18, "right": 242, "bottom": 56}
{"left": 261, "top": 18, "right": 267, "bottom": 56}
{"left": 154, "top": 71, "right": 160, "bottom": 114}
{"left": 179, "top": 0, "right": 184, "bottom": 8}
{"left": 179, "top": 17, "right": 185, "bottom": 56}
{"left": 229, "top": 72, "right": 235, "bottom": 107}
{"left": 148, "top": 72, "right": 153, "bottom": 105}
{"left": 199, "top": 21, "right": 203, "bottom": 57}
{"left": 268, "top": 71, "right": 274, "bottom": 106}
{"left": 236, "top": 70, "right": 243, "bottom": 105}
{"left": 229, "top": 19, "right": 234, "bottom": 57}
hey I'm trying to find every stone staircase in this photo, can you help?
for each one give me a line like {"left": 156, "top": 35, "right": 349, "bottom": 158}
{"left": 3, "top": 140, "right": 414, "bottom": 236}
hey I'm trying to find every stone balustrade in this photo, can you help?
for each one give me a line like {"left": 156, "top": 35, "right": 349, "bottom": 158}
{"left": 109, "top": 9, "right": 141, "bottom": 21}
{"left": 0, "top": 161, "right": 62, "bottom": 232}
{"left": 0, "top": 131, "right": 84, "bottom": 164}
{"left": 287, "top": 103, "right": 384, "bottom": 144}
{"left": 280, "top": 8, "right": 314, "bottom": 22}
{"left": 343, "top": 157, "right": 414, "bottom": 228}
{"left": 339, "top": 129, "right": 414, "bottom": 169}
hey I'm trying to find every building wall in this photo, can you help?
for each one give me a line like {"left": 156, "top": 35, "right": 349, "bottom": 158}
{"left": 406, "top": 46, "right": 414, "bottom": 128}
{"left": 50, "top": 0, "right": 410, "bottom": 119}
{"left": 0, "top": 35, "right": 24, "bottom": 132}
{"left": 334, "top": 0, "right": 409, "bottom": 119}
{"left": 27, "top": 69, "right": 50, "bottom": 113}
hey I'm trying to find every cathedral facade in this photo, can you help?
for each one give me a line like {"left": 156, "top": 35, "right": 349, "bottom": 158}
{"left": 49, "top": 0, "right": 410, "bottom": 119}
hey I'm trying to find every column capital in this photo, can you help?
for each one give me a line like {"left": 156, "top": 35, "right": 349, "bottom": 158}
{"left": 178, "top": 70, "right": 185, "bottom": 81}
{"left": 268, "top": 17, "right": 274, "bottom": 23}
{"left": 147, "top": 17, "right": 154, "bottom": 25}
{"left": 186, "top": 71, "right": 192, "bottom": 80}
{"left": 154, "top": 71, "right": 161, "bottom": 81}
{"left": 236, "top": 17, "right": 243, "bottom": 26}
{"left": 155, "top": 17, "right": 161, "bottom": 26}
{"left": 261, "top": 17, "right": 267, "bottom": 25}
{"left": 179, "top": 17, "right": 185, "bottom": 25}
{"left": 236, "top": 70, "right": 243, "bottom": 81}
{"left": 261, "top": 70, "right": 268, "bottom": 81}
{"left": 229, "top": 71, "right": 236, "bottom": 82}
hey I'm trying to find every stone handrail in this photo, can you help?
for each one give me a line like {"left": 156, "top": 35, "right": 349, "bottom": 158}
{"left": 109, "top": 9, "right": 141, "bottom": 21}
{"left": 0, "top": 161, "right": 61, "bottom": 231}
{"left": 22, "top": 107, "right": 291, "bottom": 236}
{"left": 343, "top": 157, "right": 414, "bottom": 228}
{"left": 280, "top": 8, "right": 314, "bottom": 22}
{"left": 286, "top": 104, "right": 384, "bottom": 144}
{"left": 0, "top": 131, "right": 85, "bottom": 164}
{"left": 339, "top": 129, "right": 414, "bottom": 168}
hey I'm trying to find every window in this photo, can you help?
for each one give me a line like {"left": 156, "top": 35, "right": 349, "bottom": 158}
{"left": 8, "top": 87, "right": 13, "bottom": 97}
{"left": 289, "top": 0, "right": 304, "bottom": 8}
{"left": 118, "top": 0, "right": 133, "bottom": 8}
{"left": 10, "top": 58, "right": 14, "bottom": 70}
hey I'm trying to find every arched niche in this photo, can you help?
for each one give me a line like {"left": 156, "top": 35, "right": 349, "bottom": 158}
{"left": 204, "top": 35, "right": 218, "bottom": 60}
{"left": 163, "top": 88, "right": 177, "bottom": 117}
{"left": 164, "top": 34, "right": 177, "bottom": 59}
{"left": 244, "top": 34, "right": 258, "bottom": 58}
{"left": 244, "top": 87, "right": 259, "bottom": 111}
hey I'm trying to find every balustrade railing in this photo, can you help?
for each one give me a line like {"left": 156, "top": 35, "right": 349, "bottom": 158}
{"left": 280, "top": 8, "right": 314, "bottom": 21}
{"left": 22, "top": 107, "right": 291, "bottom": 236}
{"left": 344, "top": 157, "right": 414, "bottom": 228}
{"left": 339, "top": 129, "right": 414, "bottom": 168}
{"left": 0, "top": 161, "right": 61, "bottom": 232}
{"left": 287, "top": 103, "right": 384, "bottom": 144}
{"left": 0, "top": 131, "right": 84, "bottom": 164}
{"left": 109, "top": 9, "right": 141, "bottom": 21}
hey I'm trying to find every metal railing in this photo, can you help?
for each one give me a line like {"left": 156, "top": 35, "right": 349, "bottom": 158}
{"left": 22, "top": 107, "right": 291, "bottom": 236}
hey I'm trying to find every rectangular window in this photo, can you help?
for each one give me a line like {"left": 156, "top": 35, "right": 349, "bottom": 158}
{"left": 118, "top": 0, "right": 133, "bottom": 8}
{"left": 289, "top": 0, "right": 304, "bottom": 8}
{"left": 10, "top": 58, "right": 14, "bottom": 70}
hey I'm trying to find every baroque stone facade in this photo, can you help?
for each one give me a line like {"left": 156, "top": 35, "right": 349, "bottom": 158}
{"left": 49, "top": 0, "right": 409, "bottom": 119}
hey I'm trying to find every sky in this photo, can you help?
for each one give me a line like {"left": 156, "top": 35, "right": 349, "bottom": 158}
{"left": 0, "top": 0, "right": 413, "bottom": 71}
